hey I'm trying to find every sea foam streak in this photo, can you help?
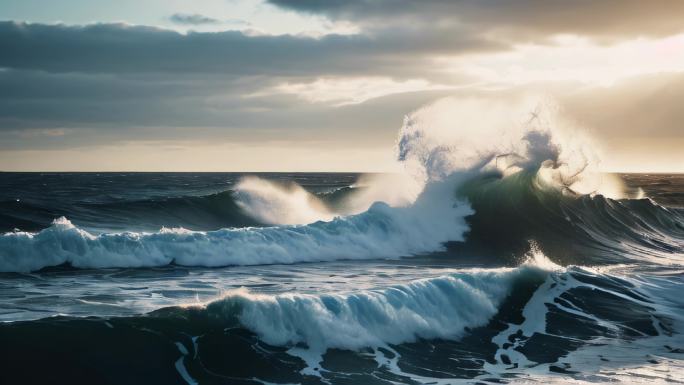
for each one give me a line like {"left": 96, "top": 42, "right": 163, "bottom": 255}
{"left": 179, "top": 249, "right": 681, "bottom": 381}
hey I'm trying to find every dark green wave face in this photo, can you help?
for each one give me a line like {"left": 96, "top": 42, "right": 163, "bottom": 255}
{"left": 454, "top": 170, "right": 684, "bottom": 266}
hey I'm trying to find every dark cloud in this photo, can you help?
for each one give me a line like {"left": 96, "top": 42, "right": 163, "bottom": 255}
{"left": 0, "top": 69, "right": 287, "bottom": 131}
{"left": 0, "top": 21, "right": 501, "bottom": 77}
{"left": 268, "top": 0, "right": 684, "bottom": 40}
{"left": 0, "top": 67, "right": 455, "bottom": 150}
{"left": 0, "top": 18, "right": 498, "bottom": 149}
{"left": 169, "top": 13, "right": 220, "bottom": 25}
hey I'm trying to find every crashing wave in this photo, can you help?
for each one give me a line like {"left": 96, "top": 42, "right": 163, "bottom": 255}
{"left": 203, "top": 266, "right": 546, "bottom": 351}
{"left": 0, "top": 184, "right": 472, "bottom": 271}
{"left": 2, "top": 95, "right": 682, "bottom": 272}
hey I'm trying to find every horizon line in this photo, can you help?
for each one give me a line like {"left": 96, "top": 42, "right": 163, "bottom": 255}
{"left": 1, "top": 170, "right": 683, "bottom": 174}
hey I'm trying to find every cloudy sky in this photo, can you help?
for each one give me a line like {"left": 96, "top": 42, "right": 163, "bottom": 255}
{"left": 1, "top": 0, "right": 683, "bottom": 172}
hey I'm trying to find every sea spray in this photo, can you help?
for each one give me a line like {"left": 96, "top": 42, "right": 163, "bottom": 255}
{"left": 2, "top": 95, "right": 678, "bottom": 272}
{"left": 234, "top": 176, "right": 336, "bottom": 225}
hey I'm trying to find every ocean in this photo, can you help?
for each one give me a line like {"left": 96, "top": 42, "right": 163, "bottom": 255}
{"left": 0, "top": 169, "right": 682, "bottom": 384}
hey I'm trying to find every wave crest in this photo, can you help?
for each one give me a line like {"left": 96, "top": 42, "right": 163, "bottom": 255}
{"left": 3, "top": 95, "right": 682, "bottom": 272}
{"left": 193, "top": 265, "right": 549, "bottom": 352}
{"left": 0, "top": 183, "right": 472, "bottom": 272}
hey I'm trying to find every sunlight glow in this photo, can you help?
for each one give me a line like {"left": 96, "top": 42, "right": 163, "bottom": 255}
{"left": 266, "top": 77, "right": 453, "bottom": 105}
{"left": 447, "top": 34, "right": 684, "bottom": 87}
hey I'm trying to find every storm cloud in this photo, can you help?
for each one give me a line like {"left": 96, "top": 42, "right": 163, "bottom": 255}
{"left": 0, "top": 0, "right": 682, "bottom": 171}
{"left": 268, "top": 0, "right": 684, "bottom": 40}
{"left": 0, "top": 21, "right": 500, "bottom": 77}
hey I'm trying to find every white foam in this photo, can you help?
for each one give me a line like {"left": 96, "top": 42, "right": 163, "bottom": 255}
{"left": 0, "top": 181, "right": 472, "bottom": 271}
{"left": 201, "top": 265, "right": 549, "bottom": 374}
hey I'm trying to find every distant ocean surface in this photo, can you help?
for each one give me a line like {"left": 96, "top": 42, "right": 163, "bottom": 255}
{"left": 0, "top": 170, "right": 682, "bottom": 385}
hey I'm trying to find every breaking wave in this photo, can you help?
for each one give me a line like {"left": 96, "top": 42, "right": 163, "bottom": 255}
{"left": 0, "top": 183, "right": 472, "bottom": 272}
{"left": 4, "top": 251, "right": 681, "bottom": 384}
{"left": 1, "top": 96, "right": 683, "bottom": 272}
